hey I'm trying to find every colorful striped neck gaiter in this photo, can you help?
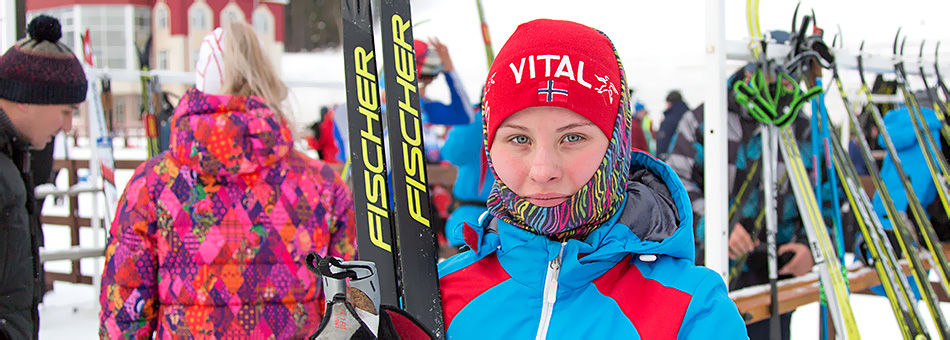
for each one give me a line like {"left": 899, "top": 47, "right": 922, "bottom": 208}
{"left": 484, "top": 44, "right": 633, "bottom": 242}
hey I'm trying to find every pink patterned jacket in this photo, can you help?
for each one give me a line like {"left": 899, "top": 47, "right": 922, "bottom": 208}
{"left": 99, "top": 89, "right": 356, "bottom": 339}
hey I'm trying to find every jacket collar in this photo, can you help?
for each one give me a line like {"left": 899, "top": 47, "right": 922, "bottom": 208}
{"left": 0, "top": 107, "right": 30, "bottom": 156}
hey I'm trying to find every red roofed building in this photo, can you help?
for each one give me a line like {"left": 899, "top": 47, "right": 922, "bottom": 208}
{"left": 27, "top": 0, "right": 285, "bottom": 72}
{"left": 26, "top": 0, "right": 286, "bottom": 142}
{"left": 150, "top": 0, "right": 286, "bottom": 73}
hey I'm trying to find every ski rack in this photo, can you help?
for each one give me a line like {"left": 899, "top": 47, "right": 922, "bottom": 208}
{"left": 725, "top": 39, "right": 949, "bottom": 105}
{"left": 725, "top": 39, "right": 950, "bottom": 76}
{"left": 730, "top": 247, "right": 950, "bottom": 325}
{"left": 702, "top": 31, "right": 950, "bottom": 280}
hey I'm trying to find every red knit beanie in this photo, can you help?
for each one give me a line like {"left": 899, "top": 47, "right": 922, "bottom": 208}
{"left": 483, "top": 19, "right": 621, "bottom": 147}
{"left": 0, "top": 15, "right": 87, "bottom": 105}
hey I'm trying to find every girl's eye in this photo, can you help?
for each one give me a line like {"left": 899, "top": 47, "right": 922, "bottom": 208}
{"left": 510, "top": 135, "right": 530, "bottom": 144}
{"left": 563, "top": 134, "right": 584, "bottom": 143}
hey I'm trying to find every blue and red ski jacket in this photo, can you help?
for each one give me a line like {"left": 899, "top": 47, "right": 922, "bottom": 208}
{"left": 438, "top": 151, "right": 748, "bottom": 339}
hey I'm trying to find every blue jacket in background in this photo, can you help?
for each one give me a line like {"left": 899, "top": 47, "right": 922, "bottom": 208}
{"left": 420, "top": 70, "right": 475, "bottom": 162}
{"left": 441, "top": 109, "right": 494, "bottom": 247}
{"left": 332, "top": 69, "right": 474, "bottom": 163}
{"left": 438, "top": 151, "right": 748, "bottom": 339}
{"left": 873, "top": 106, "right": 942, "bottom": 230}
{"left": 656, "top": 100, "right": 690, "bottom": 158}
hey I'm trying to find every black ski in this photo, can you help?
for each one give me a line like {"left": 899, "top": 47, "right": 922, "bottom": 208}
{"left": 379, "top": 0, "right": 445, "bottom": 335}
{"left": 341, "top": 0, "right": 445, "bottom": 336}
{"left": 340, "top": 0, "right": 400, "bottom": 309}
{"left": 827, "top": 37, "right": 934, "bottom": 338}
{"left": 135, "top": 35, "right": 162, "bottom": 158}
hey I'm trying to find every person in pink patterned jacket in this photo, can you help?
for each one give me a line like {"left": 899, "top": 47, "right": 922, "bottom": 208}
{"left": 99, "top": 21, "right": 356, "bottom": 339}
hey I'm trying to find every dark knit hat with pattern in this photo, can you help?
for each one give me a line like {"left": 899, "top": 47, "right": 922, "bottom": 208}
{"left": 0, "top": 15, "right": 87, "bottom": 105}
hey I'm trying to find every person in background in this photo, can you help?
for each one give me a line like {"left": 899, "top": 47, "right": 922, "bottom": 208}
{"left": 441, "top": 103, "right": 495, "bottom": 255}
{"left": 329, "top": 38, "right": 474, "bottom": 166}
{"left": 629, "top": 101, "right": 651, "bottom": 154}
{"left": 99, "top": 22, "right": 356, "bottom": 338}
{"left": 633, "top": 100, "right": 656, "bottom": 155}
{"left": 655, "top": 90, "right": 689, "bottom": 158}
{"left": 307, "top": 106, "right": 341, "bottom": 164}
{"left": 415, "top": 38, "right": 475, "bottom": 163}
{"left": 0, "top": 15, "right": 86, "bottom": 340}
{"left": 664, "top": 62, "right": 847, "bottom": 339}
{"left": 438, "top": 19, "right": 747, "bottom": 339}
{"left": 871, "top": 103, "right": 949, "bottom": 240}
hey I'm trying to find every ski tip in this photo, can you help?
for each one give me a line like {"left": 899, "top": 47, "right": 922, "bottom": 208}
{"left": 893, "top": 28, "right": 902, "bottom": 55}
{"left": 791, "top": 2, "right": 801, "bottom": 33}
{"left": 340, "top": 0, "right": 372, "bottom": 25}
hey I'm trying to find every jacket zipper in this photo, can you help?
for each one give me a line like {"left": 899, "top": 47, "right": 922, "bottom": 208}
{"left": 536, "top": 242, "right": 566, "bottom": 340}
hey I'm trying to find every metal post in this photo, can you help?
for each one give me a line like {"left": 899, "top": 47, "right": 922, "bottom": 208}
{"left": 704, "top": 0, "right": 729, "bottom": 283}
{"left": 0, "top": 0, "right": 16, "bottom": 51}
{"left": 15, "top": 0, "right": 25, "bottom": 40}
{"left": 86, "top": 81, "right": 104, "bottom": 303}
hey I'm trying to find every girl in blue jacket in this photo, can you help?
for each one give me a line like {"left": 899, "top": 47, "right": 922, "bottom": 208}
{"left": 437, "top": 19, "right": 748, "bottom": 339}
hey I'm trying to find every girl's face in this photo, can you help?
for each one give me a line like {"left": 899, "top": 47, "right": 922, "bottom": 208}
{"left": 490, "top": 107, "right": 609, "bottom": 207}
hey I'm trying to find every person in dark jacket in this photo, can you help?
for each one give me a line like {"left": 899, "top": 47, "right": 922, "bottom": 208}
{"left": 655, "top": 90, "right": 689, "bottom": 158}
{"left": 0, "top": 15, "right": 87, "bottom": 340}
{"left": 664, "top": 67, "right": 853, "bottom": 339}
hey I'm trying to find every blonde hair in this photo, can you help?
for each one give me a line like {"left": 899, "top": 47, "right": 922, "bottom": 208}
{"left": 220, "top": 21, "right": 290, "bottom": 125}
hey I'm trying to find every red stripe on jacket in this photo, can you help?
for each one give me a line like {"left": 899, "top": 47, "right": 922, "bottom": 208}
{"left": 592, "top": 255, "right": 692, "bottom": 340}
{"left": 439, "top": 253, "right": 510, "bottom": 333}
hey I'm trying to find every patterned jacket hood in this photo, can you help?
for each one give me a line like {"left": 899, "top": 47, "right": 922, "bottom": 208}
{"left": 169, "top": 88, "right": 293, "bottom": 178}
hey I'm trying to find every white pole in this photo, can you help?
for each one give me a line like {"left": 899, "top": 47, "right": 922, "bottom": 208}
{"left": 704, "top": 0, "right": 729, "bottom": 283}
{"left": 0, "top": 0, "right": 15, "bottom": 52}
{"left": 86, "top": 81, "right": 104, "bottom": 302}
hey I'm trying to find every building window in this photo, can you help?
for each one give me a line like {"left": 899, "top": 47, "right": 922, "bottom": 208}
{"left": 34, "top": 5, "right": 136, "bottom": 69}
{"left": 114, "top": 100, "right": 125, "bottom": 120}
{"left": 156, "top": 6, "right": 168, "bottom": 30}
{"left": 189, "top": 7, "right": 208, "bottom": 30}
{"left": 135, "top": 7, "right": 151, "bottom": 51}
{"left": 253, "top": 11, "right": 269, "bottom": 34}
{"left": 221, "top": 5, "right": 244, "bottom": 26}
{"left": 158, "top": 50, "right": 168, "bottom": 70}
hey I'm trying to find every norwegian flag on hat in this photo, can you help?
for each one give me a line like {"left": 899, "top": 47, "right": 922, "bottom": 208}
{"left": 537, "top": 80, "right": 569, "bottom": 103}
